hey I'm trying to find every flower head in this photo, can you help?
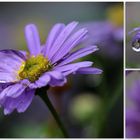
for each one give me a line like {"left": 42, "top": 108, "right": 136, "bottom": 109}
{"left": 0, "top": 21, "right": 102, "bottom": 115}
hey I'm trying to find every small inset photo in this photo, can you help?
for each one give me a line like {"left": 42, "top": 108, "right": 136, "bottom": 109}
{"left": 125, "top": 70, "right": 140, "bottom": 138}
{"left": 126, "top": 2, "right": 140, "bottom": 68}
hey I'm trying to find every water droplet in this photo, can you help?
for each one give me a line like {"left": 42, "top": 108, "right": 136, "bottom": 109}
{"left": 132, "top": 47, "right": 140, "bottom": 52}
{"left": 132, "top": 39, "right": 140, "bottom": 52}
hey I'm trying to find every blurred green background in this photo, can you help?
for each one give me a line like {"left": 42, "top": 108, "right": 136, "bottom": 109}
{"left": 0, "top": 2, "right": 123, "bottom": 138}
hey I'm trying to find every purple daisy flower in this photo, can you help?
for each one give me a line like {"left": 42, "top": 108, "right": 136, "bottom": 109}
{"left": 0, "top": 21, "right": 102, "bottom": 115}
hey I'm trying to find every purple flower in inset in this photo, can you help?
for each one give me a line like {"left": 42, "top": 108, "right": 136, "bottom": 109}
{"left": 126, "top": 80, "right": 140, "bottom": 138}
{"left": 126, "top": 109, "right": 140, "bottom": 138}
{"left": 79, "top": 21, "right": 123, "bottom": 58}
{"left": 128, "top": 27, "right": 140, "bottom": 52}
{"left": 0, "top": 21, "right": 102, "bottom": 115}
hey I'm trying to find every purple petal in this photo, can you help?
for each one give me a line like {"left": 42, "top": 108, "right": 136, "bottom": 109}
{"left": 44, "top": 23, "right": 65, "bottom": 58}
{"left": 17, "top": 89, "right": 35, "bottom": 113}
{"left": 57, "top": 45, "right": 98, "bottom": 67}
{"left": 0, "top": 83, "right": 11, "bottom": 93}
{"left": 29, "top": 73, "right": 51, "bottom": 89}
{"left": 2, "top": 89, "right": 35, "bottom": 115}
{"left": 0, "top": 73, "right": 17, "bottom": 83}
{"left": 25, "top": 24, "right": 41, "bottom": 56}
{"left": 128, "top": 27, "right": 140, "bottom": 35}
{"left": 75, "top": 67, "right": 103, "bottom": 74}
{"left": 0, "top": 50, "right": 26, "bottom": 65}
{"left": 47, "top": 71, "right": 66, "bottom": 86}
{"left": 3, "top": 99, "right": 17, "bottom": 114}
{"left": 54, "top": 61, "right": 93, "bottom": 76}
{"left": 49, "top": 21, "right": 78, "bottom": 60}
{"left": 0, "top": 83, "right": 27, "bottom": 100}
{"left": 21, "top": 79, "right": 31, "bottom": 86}
{"left": 0, "top": 50, "right": 26, "bottom": 61}
{"left": 3, "top": 96, "right": 23, "bottom": 114}
{"left": 51, "top": 28, "right": 88, "bottom": 64}
{"left": 55, "top": 61, "right": 93, "bottom": 71}
{"left": 48, "top": 71, "right": 65, "bottom": 80}
{"left": 49, "top": 77, "right": 67, "bottom": 87}
{"left": 0, "top": 50, "right": 26, "bottom": 83}
{"left": 0, "top": 50, "right": 25, "bottom": 70}
{"left": 29, "top": 71, "right": 66, "bottom": 88}
{"left": 19, "top": 50, "right": 28, "bottom": 58}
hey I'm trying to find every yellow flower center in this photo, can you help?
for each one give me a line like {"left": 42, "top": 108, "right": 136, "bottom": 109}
{"left": 18, "top": 54, "right": 51, "bottom": 82}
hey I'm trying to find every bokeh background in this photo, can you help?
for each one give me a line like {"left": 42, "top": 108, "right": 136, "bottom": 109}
{"left": 0, "top": 2, "right": 123, "bottom": 138}
{"left": 126, "top": 2, "right": 140, "bottom": 68}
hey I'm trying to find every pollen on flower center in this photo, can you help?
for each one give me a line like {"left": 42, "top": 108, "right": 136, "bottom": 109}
{"left": 18, "top": 54, "right": 51, "bottom": 82}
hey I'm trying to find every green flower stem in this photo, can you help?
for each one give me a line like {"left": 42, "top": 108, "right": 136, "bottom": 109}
{"left": 36, "top": 86, "right": 69, "bottom": 138}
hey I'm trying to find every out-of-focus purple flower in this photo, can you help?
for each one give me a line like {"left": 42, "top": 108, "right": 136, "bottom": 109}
{"left": 0, "top": 21, "right": 102, "bottom": 115}
{"left": 77, "top": 5, "right": 123, "bottom": 59}
{"left": 79, "top": 21, "right": 123, "bottom": 58}
{"left": 129, "top": 27, "right": 140, "bottom": 52}
{"left": 126, "top": 80, "right": 140, "bottom": 138}
{"left": 126, "top": 109, "right": 140, "bottom": 138}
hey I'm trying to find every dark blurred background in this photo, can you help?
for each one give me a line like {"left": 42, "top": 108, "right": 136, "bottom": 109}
{"left": 0, "top": 2, "right": 123, "bottom": 138}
